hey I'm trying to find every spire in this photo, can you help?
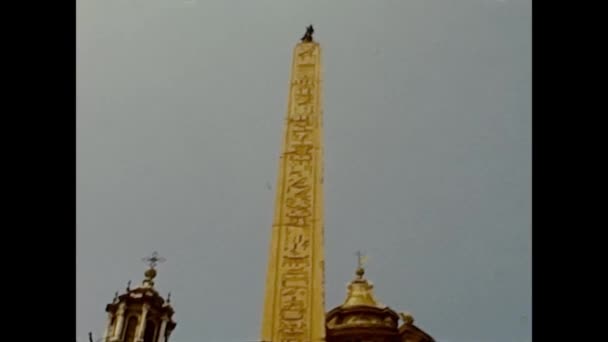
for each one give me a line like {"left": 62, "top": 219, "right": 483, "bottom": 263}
{"left": 342, "top": 253, "right": 384, "bottom": 308}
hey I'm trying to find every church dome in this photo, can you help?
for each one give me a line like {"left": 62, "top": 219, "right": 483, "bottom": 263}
{"left": 326, "top": 266, "right": 401, "bottom": 341}
{"left": 341, "top": 267, "right": 387, "bottom": 309}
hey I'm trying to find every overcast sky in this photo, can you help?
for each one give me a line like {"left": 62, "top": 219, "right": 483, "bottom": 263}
{"left": 77, "top": 1, "right": 531, "bottom": 342}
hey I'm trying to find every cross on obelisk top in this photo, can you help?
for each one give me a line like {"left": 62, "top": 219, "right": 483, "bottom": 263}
{"left": 142, "top": 251, "right": 166, "bottom": 269}
{"left": 301, "top": 25, "right": 314, "bottom": 42}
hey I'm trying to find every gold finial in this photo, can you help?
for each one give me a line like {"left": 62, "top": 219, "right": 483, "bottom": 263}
{"left": 126, "top": 280, "right": 131, "bottom": 291}
{"left": 167, "top": 292, "right": 171, "bottom": 303}
{"left": 141, "top": 251, "right": 165, "bottom": 287}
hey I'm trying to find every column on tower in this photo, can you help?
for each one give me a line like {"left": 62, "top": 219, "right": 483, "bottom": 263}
{"left": 157, "top": 317, "right": 168, "bottom": 342}
{"left": 135, "top": 304, "right": 149, "bottom": 342}
{"left": 103, "top": 312, "right": 114, "bottom": 340}
{"left": 112, "top": 303, "right": 126, "bottom": 341}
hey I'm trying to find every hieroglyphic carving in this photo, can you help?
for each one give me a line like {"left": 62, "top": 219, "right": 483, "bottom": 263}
{"left": 263, "top": 41, "right": 323, "bottom": 342}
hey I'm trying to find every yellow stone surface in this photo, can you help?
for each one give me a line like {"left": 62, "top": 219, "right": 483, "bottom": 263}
{"left": 261, "top": 41, "right": 325, "bottom": 342}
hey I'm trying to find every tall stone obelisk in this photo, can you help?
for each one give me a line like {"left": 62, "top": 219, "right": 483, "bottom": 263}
{"left": 261, "top": 26, "right": 325, "bottom": 342}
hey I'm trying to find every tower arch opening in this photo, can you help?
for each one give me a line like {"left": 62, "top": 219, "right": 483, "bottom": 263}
{"left": 124, "top": 316, "right": 138, "bottom": 342}
{"left": 143, "top": 320, "right": 157, "bottom": 342}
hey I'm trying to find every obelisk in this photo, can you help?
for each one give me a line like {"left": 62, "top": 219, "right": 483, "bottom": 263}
{"left": 261, "top": 26, "right": 325, "bottom": 342}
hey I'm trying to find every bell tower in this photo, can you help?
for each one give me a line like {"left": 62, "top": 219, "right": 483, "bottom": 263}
{"left": 103, "top": 252, "right": 177, "bottom": 342}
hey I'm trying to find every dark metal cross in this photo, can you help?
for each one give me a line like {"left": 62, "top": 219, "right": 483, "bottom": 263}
{"left": 301, "top": 24, "right": 314, "bottom": 42}
{"left": 142, "top": 251, "right": 166, "bottom": 269}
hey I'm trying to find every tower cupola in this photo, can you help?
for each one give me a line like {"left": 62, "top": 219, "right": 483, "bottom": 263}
{"left": 103, "top": 252, "right": 176, "bottom": 342}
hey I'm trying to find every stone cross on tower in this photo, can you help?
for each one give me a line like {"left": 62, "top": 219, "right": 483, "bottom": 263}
{"left": 142, "top": 251, "right": 165, "bottom": 269}
{"left": 141, "top": 251, "right": 165, "bottom": 288}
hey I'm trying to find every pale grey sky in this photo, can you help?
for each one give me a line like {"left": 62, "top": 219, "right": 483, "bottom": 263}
{"left": 77, "top": 1, "right": 531, "bottom": 342}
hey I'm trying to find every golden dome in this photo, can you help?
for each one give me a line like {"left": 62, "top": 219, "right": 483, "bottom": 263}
{"left": 342, "top": 266, "right": 385, "bottom": 308}
{"left": 326, "top": 265, "right": 399, "bottom": 336}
